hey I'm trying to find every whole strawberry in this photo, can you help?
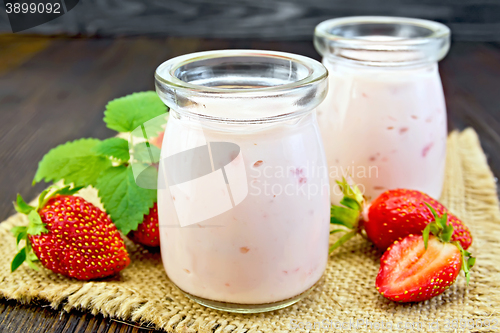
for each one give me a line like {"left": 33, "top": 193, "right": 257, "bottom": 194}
{"left": 11, "top": 186, "right": 130, "bottom": 280}
{"left": 128, "top": 203, "right": 160, "bottom": 247}
{"left": 329, "top": 179, "right": 472, "bottom": 252}
{"left": 375, "top": 209, "right": 475, "bottom": 302}
{"left": 365, "top": 189, "right": 472, "bottom": 250}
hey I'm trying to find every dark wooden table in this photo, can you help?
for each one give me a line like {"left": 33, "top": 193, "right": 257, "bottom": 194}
{"left": 1, "top": 35, "right": 499, "bottom": 332}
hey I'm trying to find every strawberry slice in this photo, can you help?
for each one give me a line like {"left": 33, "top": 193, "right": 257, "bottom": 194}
{"left": 375, "top": 206, "right": 475, "bottom": 302}
{"left": 376, "top": 235, "right": 461, "bottom": 302}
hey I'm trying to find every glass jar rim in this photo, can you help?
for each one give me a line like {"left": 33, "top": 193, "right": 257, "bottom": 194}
{"left": 155, "top": 49, "right": 327, "bottom": 95}
{"left": 314, "top": 16, "right": 451, "bottom": 67}
{"left": 155, "top": 50, "right": 328, "bottom": 124}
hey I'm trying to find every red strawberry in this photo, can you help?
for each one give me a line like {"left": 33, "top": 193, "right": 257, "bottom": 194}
{"left": 128, "top": 203, "right": 159, "bottom": 247}
{"left": 329, "top": 179, "right": 472, "bottom": 252}
{"left": 365, "top": 189, "right": 472, "bottom": 250}
{"left": 11, "top": 186, "right": 130, "bottom": 280}
{"left": 376, "top": 235, "right": 461, "bottom": 302}
{"left": 376, "top": 208, "right": 475, "bottom": 303}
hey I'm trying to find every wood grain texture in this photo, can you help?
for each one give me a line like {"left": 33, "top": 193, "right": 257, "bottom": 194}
{"left": 0, "top": 0, "right": 500, "bottom": 41}
{"left": 0, "top": 35, "right": 499, "bottom": 332}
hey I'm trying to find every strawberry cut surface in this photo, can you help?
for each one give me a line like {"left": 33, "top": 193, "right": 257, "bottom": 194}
{"left": 375, "top": 235, "right": 461, "bottom": 303}
{"left": 31, "top": 195, "right": 130, "bottom": 280}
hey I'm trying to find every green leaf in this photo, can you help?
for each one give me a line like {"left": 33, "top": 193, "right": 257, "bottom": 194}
{"left": 330, "top": 229, "right": 347, "bottom": 234}
{"left": 423, "top": 224, "right": 431, "bottom": 249}
{"left": 11, "top": 248, "right": 26, "bottom": 272}
{"left": 92, "top": 138, "right": 130, "bottom": 162}
{"left": 455, "top": 242, "right": 475, "bottom": 285}
{"left": 441, "top": 224, "right": 454, "bottom": 243}
{"left": 467, "top": 257, "right": 476, "bottom": 269}
{"left": 10, "top": 226, "right": 27, "bottom": 237}
{"left": 52, "top": 185, "right": 84, "bottom": 197}
{"left": 430, "top": 223, "right": 440, "bottom": 236}
{"left": 14, "top": 194, "right": 35, "bottom": 215}
{"left": 425, "top": 203, "right": 438, "bottom": 218}
{"left": 439, "top": 212, "right": 448, "bottom": 229}
{"left": 339, "top": 197, "right": 361, "bottom": 211}
{"left": 15, "top": 230, "right": 27, "bottom": 248}
{"left": 33, "top": 138, "right": 113, "bottom": 188}
{"left": 25, "top": 260, "right": 39, "bottom": 271}
{"left": 37, "top": 188, "right": 51, "bottom": 210}
{"left": 336, "top": 178, "right": 364, "bottom": 205}
{"left": 27, "top": 210, "right": 48, "bottom": 236}
{"left": 95, "top": 165, "right": 156, "bottom": 234}
{"left": 104, "top": 91, "right": 167, "bottom": 133}
{"left": 131, "top": 142, "right": 161, "bottom": 164}
{"left": 330, "top": 206, "right": 357, "bottom": 229}
{"left": 131, "top": 163, "right": 159, "bottom": 190}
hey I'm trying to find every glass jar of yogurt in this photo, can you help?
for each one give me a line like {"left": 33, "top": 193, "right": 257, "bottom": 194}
{"left": 314, "top": 16, "right": 450, "bottom": 202}
{"left": 154, "top": 50, "right": 330, "bottom": 313}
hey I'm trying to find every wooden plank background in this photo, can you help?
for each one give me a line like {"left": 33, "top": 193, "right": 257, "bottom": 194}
{"left": 0, "top": 0, "right": 500, "bottom": 41}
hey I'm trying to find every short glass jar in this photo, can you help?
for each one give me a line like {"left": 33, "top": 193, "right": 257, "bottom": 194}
{"left": 155, "top": 50, "right": 330, "bottom": 313}
{"left": 314, "top": 16, "right": 450, "bottom": 202}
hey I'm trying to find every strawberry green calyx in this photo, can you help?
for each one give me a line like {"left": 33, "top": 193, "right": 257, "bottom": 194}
{"left": 422, "top": 203, "right": 475, "bottom": 284}
{"left": 10, "top": 185, "right": 83, "bottom": 272}
{"left": 329, "top": 178, "right": 366, "bottom": 253}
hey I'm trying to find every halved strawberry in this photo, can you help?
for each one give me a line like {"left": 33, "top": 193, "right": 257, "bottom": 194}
{"left": 376, "top": 235, "right": 461, "bottom": 302}
{"left": 329, "top": 179, "right": 472, "bottom": 252}
{"left": 375, "top": 207, "right": 475, "bottom": 302}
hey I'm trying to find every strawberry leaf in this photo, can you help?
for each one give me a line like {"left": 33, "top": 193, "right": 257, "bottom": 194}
{"left": 95, "top": 165, "right": 156, "bottom": 234}
{"left": 423, "top": 224, "right": 431, "bottom": 249}
{"left": 25, "top": 259, "right": 39, "bottom": 271}
{"left": 441, "top": 224, "right": 454, "bottom": 242}
{"left": 14, "top": 194, "right": 35, "bottom": 215}
{"left": 33, "top": 138, "right": 113, "bottom": 188}
{"left": 92, "top": 138, "right": 130, "bottom": 163}
{"left": 131, "top": 142, "right": 161, "bottom": 164}
{"left": 15, "top": 229, "right": 27, "bottom": 247}
{"left": 11, "top": 226, "right": 27, "bottom": 237}
{"left": 439, "top": 212, "right": 448, "bottom": 229}
{"left": 11, "top": 248, "right": 26, "bottom": 272}
{"left": 38, "top": 188, "right": 51, "bottom": 210}
{"left": 51, "top": 185, "right": 84, "bottom": 197}
{"left": 455, "top": 242, "right": 475, "bottom": 285}
{"left": 27, "top": 210, "right": 48, "bottom": 236}
{"left": 104, "top": 91, "right": 167, "bottom": 133}
{"left": 330, "top": 205, "right": 358, "bottom": 229}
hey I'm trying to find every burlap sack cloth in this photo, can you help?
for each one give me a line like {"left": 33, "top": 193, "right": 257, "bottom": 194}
{"left": 0, "top": 129, "right": 499, "bottom": 333}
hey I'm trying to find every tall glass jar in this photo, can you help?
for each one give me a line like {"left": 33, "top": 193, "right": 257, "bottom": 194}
{"left": 155, "top": 50, "right": 329, "bottom": 313}
{"left": 314, "top": 16, "right": 450, "bottom": 202}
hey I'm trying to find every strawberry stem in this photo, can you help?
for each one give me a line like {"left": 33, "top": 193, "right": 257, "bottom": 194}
{"left": 329, "top": 178, "right": 365, "bottom": 253}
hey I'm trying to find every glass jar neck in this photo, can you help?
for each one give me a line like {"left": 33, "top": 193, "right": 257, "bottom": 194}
{"left": 323, "top": 54, "right": 439, "bottom": 72}
{"left": 169, "top": 105, "right": 319, "bottom": 133}
{"left": 314, "top": 16, "right": 450, "bottom": 67}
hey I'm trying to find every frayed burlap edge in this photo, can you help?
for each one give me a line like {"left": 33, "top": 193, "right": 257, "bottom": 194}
{"left": 0, "top": 128, "right": 499, "bottom": 333}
